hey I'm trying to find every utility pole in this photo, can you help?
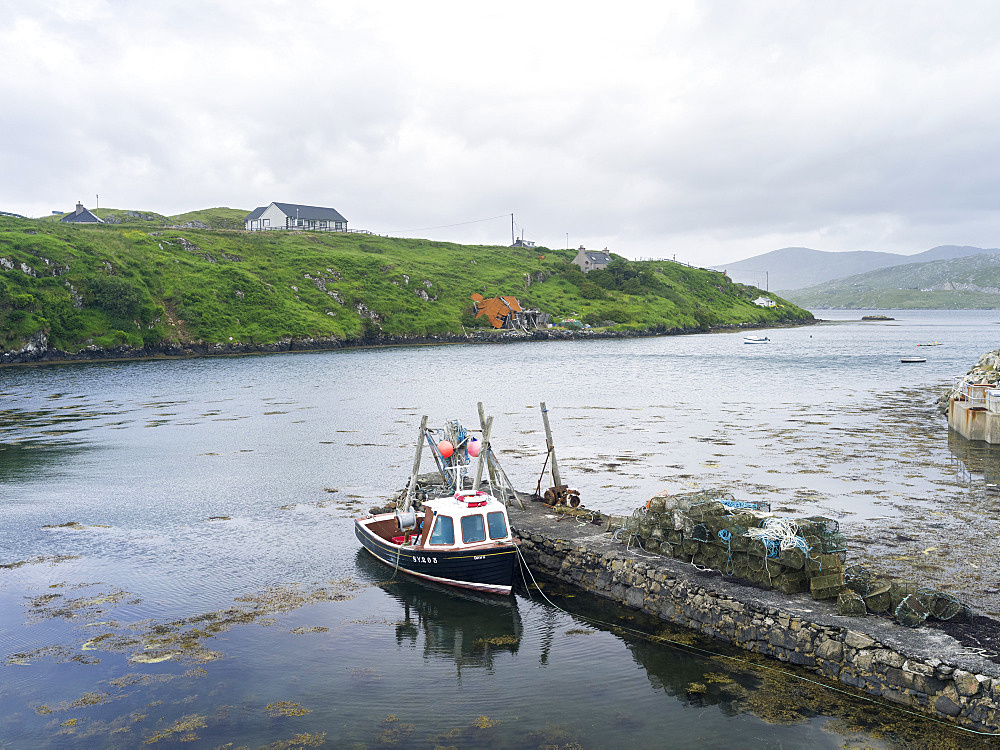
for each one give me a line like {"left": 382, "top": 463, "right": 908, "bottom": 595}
{"left": 96, "top": 194, "right": 99, "bottom": 220}
{"left": 511, "top": 213, "right": 515, "bottom": 246}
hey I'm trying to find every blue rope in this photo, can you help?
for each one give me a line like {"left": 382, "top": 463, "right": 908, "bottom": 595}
{"left": 764, "top": 538, "right": 781, "bottom": 559}
{"left": 719, "top": 499, "right": 760, "bottom": 510}
{"left": 718, "top": 528, "right": 734, "bottom": 574}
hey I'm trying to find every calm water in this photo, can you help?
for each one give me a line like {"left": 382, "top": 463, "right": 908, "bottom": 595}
{"left": 1, "top": 310, "right": 998, "bottom": 748}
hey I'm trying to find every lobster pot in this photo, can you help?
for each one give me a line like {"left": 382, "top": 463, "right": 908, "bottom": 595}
{"left": 649, "top": 527, "right": 665, "bottom": 543}
{"left": 746, "top": 537, "right": 768, "bottom": 558}
{"left": 688, "top": 500, "right": 728, "bottom": 522}
{"left": 778, "top": 546, "right": 806, "bottom": 570}
{"left": 657, "top": 541, "right": 674, "bottom": 557}
{"left": 729, "top": 552, "right": 751, "bottom": 580}
{"left": 843, "top": 565, "right": 876, "bottom": 597}
{"left": 802, "top": 516, "right": 839, "bottom": 535}
{"left": 690, "top": 523, "right": 712, "bottom": 543}
{"left": 890, "top": 581, "right": 919, "bottom": 612}
{"left": 810, "top": 571, "right": 844, "bottom": 600}
{"left": 625, "top": 515, "right": 640, "bottom": 534}
{"left": 666, "top": 530, "right": 684, "bottom": 545}
{"left": 820, "top": 532, "right": 848, "bottom": 555}
{"left": 773, "top": 571, "right": 809, "bottom": 595}
{"left": 681, "top": 538, "right": 700, "bottom": 556}
{"left": 836, "top": 590, "right": 867, "bottom": 616}
{"left": 895, "top": 594, "right": 929, "bottom": 628}
{"left": 648, "top": 494, "right": 668, "bottom": 514}
{"left": 644, "top": 539, "right": 660, "bottom": 553}
{"left": 805, "top": 553, "right": 843, "bottom": 576}
{"left": 672, "top": 509, "right": 691, "bottom": 533}
{"left": 863, "top": 583, "right": 892, "bottom": 614}
{"left": 917, "top": 589, "right": 965, "bottom": 621}
{"left": 638, "top": 520, "right": 653, "bottom": 538}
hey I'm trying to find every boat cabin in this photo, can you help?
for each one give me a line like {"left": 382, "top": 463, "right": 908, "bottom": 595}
{"left": 375, "top": 490, "right": 512, "bottom": 549}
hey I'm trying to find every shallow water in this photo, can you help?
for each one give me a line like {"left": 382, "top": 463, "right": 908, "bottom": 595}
{"left": 1, "top": 310, "right": 998, "bottom": 748}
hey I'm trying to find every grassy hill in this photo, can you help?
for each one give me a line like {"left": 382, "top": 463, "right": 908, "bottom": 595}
{"left": 785, "top": 253, "right": 1000, "bottom": 309}
{"left": 0, "top": 214, "right": 811, "bottom": 358}
{"left": 43, "top": 206, "right": 246, "bottom": 230}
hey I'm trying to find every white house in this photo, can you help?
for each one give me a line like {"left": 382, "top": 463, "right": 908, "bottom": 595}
{"left": 245, "top": 202, "right": 347, "bottom": 232}
{"left": 753, "top": 296, "right": 776, "bottom": 307}
{"left": 572, "top": 246, "right": 612, "bottom": 273}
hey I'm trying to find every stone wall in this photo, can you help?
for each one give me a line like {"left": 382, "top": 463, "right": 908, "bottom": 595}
{"left": 513, "top": 522, "right": 1000, "bottom": 733}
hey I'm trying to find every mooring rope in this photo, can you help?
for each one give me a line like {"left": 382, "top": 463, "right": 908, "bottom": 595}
{"left": 513, "top": 544, "right": 1000, "bottom": 738}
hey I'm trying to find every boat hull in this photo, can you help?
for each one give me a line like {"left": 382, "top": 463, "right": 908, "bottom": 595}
{"left": 354, "top": 518, "right": 518, "bottom": 595}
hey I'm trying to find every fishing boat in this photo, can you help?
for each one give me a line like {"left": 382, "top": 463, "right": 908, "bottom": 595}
{"left": 355, "top": 413, "right": 521, "bottom": 595}
{"left": 743, "top": 335, "right": 770, "bottom": 344}
{"left": 900, "top": 356, "right": 926, "bottom": 363}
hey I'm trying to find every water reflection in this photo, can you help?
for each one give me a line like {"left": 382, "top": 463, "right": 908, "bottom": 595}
{"left": 0, "top": 441, "right": 91, "bottom": 483}
{"left": 948, "top": 430, "right": 1000, "bottom": 486}
{"left": 355, "top": 551, "right": 522, "bottom": 674}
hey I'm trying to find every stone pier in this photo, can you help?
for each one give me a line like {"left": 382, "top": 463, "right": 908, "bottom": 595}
{"left": 509, "top": 504, "right": 1000, "bottom": 734}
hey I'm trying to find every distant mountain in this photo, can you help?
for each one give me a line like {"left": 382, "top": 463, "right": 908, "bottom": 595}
{"left": 716, "top": 245, "right": 1000, "bottom": 291}
{"left": 784, "top": 253, "right": 1000, "bottom": 309}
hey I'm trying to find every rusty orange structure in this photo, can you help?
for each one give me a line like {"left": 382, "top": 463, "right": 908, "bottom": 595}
{"left": 471, "top": 293, "right": 523, "bottom": 329}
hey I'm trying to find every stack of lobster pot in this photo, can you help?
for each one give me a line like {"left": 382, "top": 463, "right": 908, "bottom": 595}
{"left": 619, "top": 490, "right": 850, "bottom": 599}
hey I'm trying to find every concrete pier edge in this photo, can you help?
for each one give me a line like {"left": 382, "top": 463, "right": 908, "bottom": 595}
{"left": 509, "top": 505, "right": 1000, "bottom": 734}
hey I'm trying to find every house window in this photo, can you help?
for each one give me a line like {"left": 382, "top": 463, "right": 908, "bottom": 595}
{"left": 487, "top": 511, "right": 508, "bottom": 540}
{"left": 429, "top": 515, "right": 454, "bottom": 545}
{"left": 319, "top": 220, "right": 327, "bottom": 228}
{"left": 461, "top": 514, "right": 486, "bottom": 544}
{"left": 262, "top": 218, "right": 270, "bottom": 227}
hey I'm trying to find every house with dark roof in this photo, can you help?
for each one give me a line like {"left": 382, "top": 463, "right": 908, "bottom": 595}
{"left": 244, "top": 202, "right": 347, "bottom": 232}
{"left": 60, "top": 201, "right": 103, "bottom": 223}
{"left": 572, "top": 246, "right": 611, "bottom": 273}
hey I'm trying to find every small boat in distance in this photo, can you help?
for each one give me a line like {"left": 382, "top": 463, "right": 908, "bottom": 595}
{"left": 355, "top": 413, "right": 520, "bottom": 595}
{"left": 743, "top": 335, "right": 770, "bottom": 344}
{"left": 900, "top": 356, "right": 926, "bottom": 363}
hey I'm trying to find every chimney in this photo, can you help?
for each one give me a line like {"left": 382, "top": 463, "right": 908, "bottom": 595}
{"left": 75, "top": 201, "right": 84, "bottom": 215}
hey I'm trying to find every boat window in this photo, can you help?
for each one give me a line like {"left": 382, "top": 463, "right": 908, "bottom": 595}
{"left": 461, "top": 514, "right": 486, "bottom": 544}
{"left": 428, "top": 515, "right": 454, "bottom": 545}
{"left": 487, "top": 511, "right": 508, "bottom": 540}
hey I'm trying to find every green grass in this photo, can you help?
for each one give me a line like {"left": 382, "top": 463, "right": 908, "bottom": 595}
{"left": 169, "top": 207, "right": 249, "bottom": 230}
{"left": 0, "top": 215, "right": 812, "bottom": 354}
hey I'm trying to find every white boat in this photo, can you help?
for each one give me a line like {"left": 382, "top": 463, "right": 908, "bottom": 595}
{"left": 743, "top": 335, "right": 770, "bottom": 344}
{"left": 355, "top": 414, "right": 520, "bottom": 595}
{"left": 900, "top": 356, "right": 926, "bottom": 363}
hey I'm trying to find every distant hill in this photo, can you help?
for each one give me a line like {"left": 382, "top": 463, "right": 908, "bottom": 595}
{"left": 784, "top": 253, "right": 1000, "bottom": 309}
{"left": 716, "top": 245, "right": 1000, "bottom": 291}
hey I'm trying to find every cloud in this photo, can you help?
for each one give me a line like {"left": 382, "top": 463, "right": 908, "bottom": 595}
{"left": 2, "top": 0, "right": 1000, "bottom": 264}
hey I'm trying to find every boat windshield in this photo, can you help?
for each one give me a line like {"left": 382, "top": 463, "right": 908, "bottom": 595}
{"left": 487, "top": 511, "right": 508, "bottom": 540}
{"left": 461, "top": 514, "right": 487, "bottom": 543}
{"left": 428, "top": 515, "right": 455, "bottom": 545}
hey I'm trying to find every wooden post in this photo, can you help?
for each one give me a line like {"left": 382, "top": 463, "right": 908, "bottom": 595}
{"left": 540, "top": 401, "right": 561, "bottom": 488}
{"left": 472, "top": 416, "right": 493, "bottom": 492}
{"left": 402, "top": 415, "right": 428, "bottom": 512}
{"left": 477, "top": 402, "right": 499, "bottom": 486}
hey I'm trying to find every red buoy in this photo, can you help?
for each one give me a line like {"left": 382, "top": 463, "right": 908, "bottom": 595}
{"left": 438, "top": 440, "right": 454, "bottom": 458}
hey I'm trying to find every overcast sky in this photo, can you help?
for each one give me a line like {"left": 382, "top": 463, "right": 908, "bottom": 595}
{"left": 2, "top": 1, "right": 999, "bottom": 266}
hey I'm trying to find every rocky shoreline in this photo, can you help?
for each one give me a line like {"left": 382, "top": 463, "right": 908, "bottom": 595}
{"left": 939, "top": 348, "right": 1000, "bottom": 412}
{"left": 0, "top": 319, "right": 814, "bottom": 367}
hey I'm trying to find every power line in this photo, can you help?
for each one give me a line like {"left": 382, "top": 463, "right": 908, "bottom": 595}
{"left": 392, "top": 213, "right": 513, "bottom": 233}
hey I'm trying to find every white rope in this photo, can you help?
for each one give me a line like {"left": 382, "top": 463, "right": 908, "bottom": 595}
{"left": 745, "top": 517, "right": 809, "bottom": 552}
